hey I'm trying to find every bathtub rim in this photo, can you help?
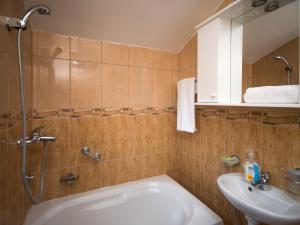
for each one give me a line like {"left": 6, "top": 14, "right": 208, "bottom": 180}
{"left": 24, "top": 175, "right": 223, "bottom": 225}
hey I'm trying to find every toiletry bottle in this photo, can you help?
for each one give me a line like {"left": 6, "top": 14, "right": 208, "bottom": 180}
{"left": 244, "top": 149, "right": 260, "bottom": 183}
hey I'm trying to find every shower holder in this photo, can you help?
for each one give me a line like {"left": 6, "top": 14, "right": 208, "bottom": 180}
{"left": 0, "top": 16, "right": 20, "bottom": 30}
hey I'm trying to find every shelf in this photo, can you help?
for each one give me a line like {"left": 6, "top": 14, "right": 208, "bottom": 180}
{"left": 195, "top": 102, "right": 300, "bottom": 109}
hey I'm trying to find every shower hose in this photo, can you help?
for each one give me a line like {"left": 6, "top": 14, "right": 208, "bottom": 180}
{"left": 17, "top": 28, "right": 48, "bottom": 204}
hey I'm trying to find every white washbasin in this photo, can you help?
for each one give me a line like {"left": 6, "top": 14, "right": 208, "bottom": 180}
{"left": 217, "top": 173, "right": 300, "bottom": 225}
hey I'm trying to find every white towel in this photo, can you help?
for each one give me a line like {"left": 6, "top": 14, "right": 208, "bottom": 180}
{"left": 177, "top": 78, "right": 196, "bottom": 133}
{"left": 244, "top": 85, "right": 300, "bottom": 104}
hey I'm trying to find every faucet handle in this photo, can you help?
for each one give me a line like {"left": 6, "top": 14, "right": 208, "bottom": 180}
{"left": 31, "top": 126, "right": 45, "bottom": 135}
{"left": 261, "top": 171, "right": 270, "bottom": 180}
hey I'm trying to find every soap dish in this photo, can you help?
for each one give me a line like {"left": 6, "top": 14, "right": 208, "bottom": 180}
{"left": 221, "top": 155, "right": 240, "bottom": 167}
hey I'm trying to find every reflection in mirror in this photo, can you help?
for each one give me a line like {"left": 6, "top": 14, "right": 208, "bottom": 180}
{"left": 234, "top": 0, "right": 299, "bottom": 104}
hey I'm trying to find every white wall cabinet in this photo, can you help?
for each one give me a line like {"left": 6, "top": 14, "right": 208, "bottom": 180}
{"left": 197, "top": 18, "right": 232, "bottom": 103}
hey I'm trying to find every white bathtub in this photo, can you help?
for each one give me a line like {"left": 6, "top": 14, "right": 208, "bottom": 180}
{"left": 24, "top": 175, "right": 223, "bottom": 225}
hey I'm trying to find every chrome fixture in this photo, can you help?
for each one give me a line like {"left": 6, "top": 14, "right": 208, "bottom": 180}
{"left": 264, "top": 1, "right": 280, "bottom": 12}
{"left": 251, "top": 171, "right": 270, "bottom": 190}
{"left": 252, "top": 0, "right": 267, "bottom": 7}
{"left": 273, "top": 55, "right": 293, "bottom": 85}
{"left": 3, "top": 5, "right": 50, "bottom": 30}
{"left": 60, "top": 173, "right": 79, "bottom": 184}
{"left": 81, "top": 146, "right": 101, "bottom": 161}
{"left": 2, "top": 4, "right": 51, "bottom": 205}
{"left": 17, "top": 126, "right": 56, "bottom": 146}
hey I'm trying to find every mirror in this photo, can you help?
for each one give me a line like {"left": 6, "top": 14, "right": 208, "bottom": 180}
{"left": 233, "top": 0, "right": 299, "bottom": 102}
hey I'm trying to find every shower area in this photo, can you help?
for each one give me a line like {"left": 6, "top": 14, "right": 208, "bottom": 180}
{"left": 0, "top": 0, "right": 178, "bottom": 224}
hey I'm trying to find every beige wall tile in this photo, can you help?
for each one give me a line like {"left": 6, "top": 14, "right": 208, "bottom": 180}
{"left": 132, "top": 154, "right": 154, "bottom": 180}
{"left": 172, "top": 54, "right": 179, "bottom": 71}
{"left": 178, "top": 67, "right": 196, "bottom": 79}
{"left": 172, "top": 71, "right": 179, "bottom": 107}
{"left": 0, "top": 54, "right": 9, "bottom": 114}
{"left": 129, "top": 114, "right": 155, "bottom": 155}
{"left": 35, "top": 57, "right": 70, "bottom": 110}
{"left": 178, "top": 35, "right": 197, "bottom": 71}
{"left": 8, "top": 53, "right": 19, "bottom": 116}
{"left": 154, "top": 114, "right": 176, "bottom": 152}
{"left": 32, "top": 56, "right": 39, "bottom": 110}
{"left": 153, "top": 69, "right": 173, "bottom": 107}
{"left": 0, "top": 0, "right": 9, "bottom": 19}
{"left": 153, "top": 50, "right": 173, "bottom": 70}
{"left": 102, "top": 42, "right": 128, "bottom": 65}
{"left": 38, "top": 31, "right": 70, "bottom": 59}
{"left": 102, "top": 64, "right": 128, "bottom": 108}
{"left": 242, "top": 63, "right": 252, "bottom": 97}
{"left": 79, "top": 162, "right": 104, "bottom": 191}
{"left": 129, "top": 67, "right": 153, "bottom": 108}
{"left": 129, "top": 46, "right": 153, "bottom": 68}
{"left": 32, "top": 30, "right": 39, "bottom": 56}
{"left": 154, "top": 151, "right": 172, "bottom": 176}
{"left": 71, "top": 61, "right": 101, "bottom": 109}
{"left": 104, "top": 159, "right": 131, "bottom": 186}
{"left": 102, "top": 115, "right": 131, "bottom": 160}
{"left": 23, "top": 54, "right": 33, "bottom": 113}
{"left": 70, "top": 37, "right": 101, "bottom": 62}
{"left": 0, "top": 27, "right": 10, "bottom": 54}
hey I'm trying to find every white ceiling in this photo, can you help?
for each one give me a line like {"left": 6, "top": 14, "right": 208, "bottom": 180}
{"left": 243, "top": 1, "right": 299, "bottom": 64}
{"left": 23, "top": 0, "right": 222, "bottom": 53}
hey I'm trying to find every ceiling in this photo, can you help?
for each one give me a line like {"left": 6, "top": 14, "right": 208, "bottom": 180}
{"left": 23, "top": 0, "right": 222, "bottom": 53}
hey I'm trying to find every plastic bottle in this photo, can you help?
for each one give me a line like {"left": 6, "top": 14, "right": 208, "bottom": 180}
{"left": 244, "top": 149, "right": 260, "bottom": 183}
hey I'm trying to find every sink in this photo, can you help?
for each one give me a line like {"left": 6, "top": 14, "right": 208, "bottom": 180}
{"left": 217, "top": 173, "right": 300, "bottom": 225}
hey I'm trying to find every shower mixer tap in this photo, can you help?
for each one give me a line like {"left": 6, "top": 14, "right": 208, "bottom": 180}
{"left": 17, "top": 126, "right": 56, "bottom": 146}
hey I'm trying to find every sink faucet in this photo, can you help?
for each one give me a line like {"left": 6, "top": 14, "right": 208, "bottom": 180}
{"left": 251, "top": 171, "right": 270, "bottom": 190}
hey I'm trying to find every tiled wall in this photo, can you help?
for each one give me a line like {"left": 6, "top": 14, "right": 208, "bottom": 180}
{"left": 27, "top": 31, "right": 178, "bottom": 204}
{"left": 0, "top": 0, "right": 33, "bottom": 224}
{"left": 242, "top": 37, "right": 299, "bottom": 96}
{"left": 252, "top": 37, "right": 299, "bottom": 87}
{"left": 177, "top": 110, "right": 300, "bottom": 225}
{"left": 32, "top": 31, "right": 178, "bottom": 111}
{"left": 177, "top": 16, "right": 300, "bottom": 225}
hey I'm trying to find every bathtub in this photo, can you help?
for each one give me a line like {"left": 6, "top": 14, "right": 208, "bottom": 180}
{"left": 24, "top": 175, "right": 223, "bottom": 225}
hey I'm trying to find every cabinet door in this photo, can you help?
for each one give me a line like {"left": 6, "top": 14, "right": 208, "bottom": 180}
{"left": 197, "top": 18, "right": 219, "bottom": 102}
{"left": 197, "top": 18, "right": 231, "bottom": 103}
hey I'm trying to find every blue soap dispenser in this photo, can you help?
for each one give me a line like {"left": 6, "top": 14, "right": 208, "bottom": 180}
{"left": 244, "top": 149, "right": 260, "bottom": 183}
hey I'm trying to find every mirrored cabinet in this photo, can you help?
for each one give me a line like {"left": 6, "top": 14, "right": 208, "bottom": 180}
{"left": 196, "top": 0, "right": 300, "bottom": 108}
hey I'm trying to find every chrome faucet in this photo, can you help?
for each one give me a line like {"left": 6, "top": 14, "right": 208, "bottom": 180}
{"left": 251, "top": 171, "right": 270, "bottom": 190}
{"left": 17, "top": 126, "right": 56, "bottom": 146}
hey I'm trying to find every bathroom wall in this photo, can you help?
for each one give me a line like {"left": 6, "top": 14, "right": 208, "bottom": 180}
{"left": 242, "top": 37, "right": 299, "bottom": 98}
{"left": 252, "top": 37, "right": 299, "bottom": 87}
{"left": 27, "top": 31, "right": 178, "bottom": 202}
{"left": 177, "top": 22, "right": 300, "bottom": 225}
{"left": 0, "top": 0, "right": 33, "bottom": 224}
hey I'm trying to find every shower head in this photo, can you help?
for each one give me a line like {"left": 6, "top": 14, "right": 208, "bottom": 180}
{"left": 273, "top": 56, "right": 293, "bottom": 72}
{"left": 17, "top": 4, "right": 51, "bottom": 28}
